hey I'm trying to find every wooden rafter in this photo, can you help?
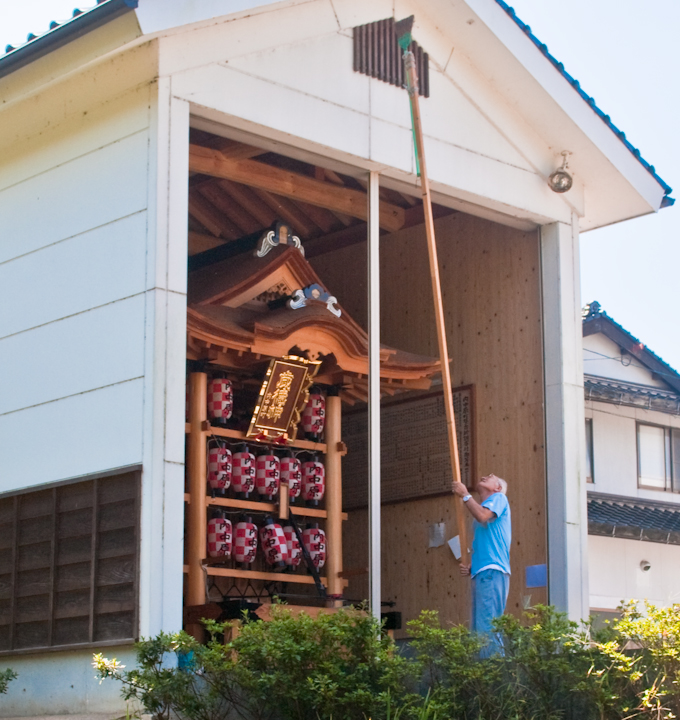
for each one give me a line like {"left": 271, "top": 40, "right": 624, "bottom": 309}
{"left": 217, "top": 179, "right": 277, "bottom": 227}
{"left": 197, "top": 182, "right": 261, "bottom": 235}
{"left": 189, "top": 144, "right": 405, "bottom": 232}
{"left": 251, "top": 188, "right": 318, "bottom": 238}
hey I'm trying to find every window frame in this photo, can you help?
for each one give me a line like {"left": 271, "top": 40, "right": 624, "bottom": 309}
{"left": 636, "top": 422, "right": 678, "bottom": 492}
{"left": 0, "top": 466, "right": 141, "bottom": 657}
{"left": 585, "top": 417, "right": 594, "bottom": 483}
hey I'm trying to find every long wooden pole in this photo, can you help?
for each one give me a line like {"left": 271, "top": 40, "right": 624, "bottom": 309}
{"left": 402, "top": 50, "right": 470, "bottom": 565}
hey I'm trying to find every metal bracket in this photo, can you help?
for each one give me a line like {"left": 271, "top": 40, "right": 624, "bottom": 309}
{"left": 287, "top": 284, "right": 341, "bottom": 317}
{"left": 255, "top": 222, "right": 305, "bottom": 258}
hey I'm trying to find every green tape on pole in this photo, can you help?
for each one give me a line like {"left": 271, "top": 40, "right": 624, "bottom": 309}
{"left": 409, "top": 100, "right": 421, "bottom": 177}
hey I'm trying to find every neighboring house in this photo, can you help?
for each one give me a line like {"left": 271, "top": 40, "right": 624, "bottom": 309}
{"left": 583, "top": 302, "right": 680, "bottom": 620}
{"left": 0, "top": 0, "right": 673, "bottom": 716}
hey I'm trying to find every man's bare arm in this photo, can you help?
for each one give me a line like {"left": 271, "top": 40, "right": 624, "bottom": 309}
{"left": 452, "top": 482, "right": 497, "bottom": 525}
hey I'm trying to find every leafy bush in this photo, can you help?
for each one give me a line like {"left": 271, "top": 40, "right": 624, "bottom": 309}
{"left": 95, "top": 605, "right": 415, "bottom": 720}
{"left": 0, "top": 668, "right": 17, "bottom": 695}
{"left": 593, "top": 601, "right": 680, "bottom": 720}
{"left": 95, "top": 602, "right": 680, "bottom": 720}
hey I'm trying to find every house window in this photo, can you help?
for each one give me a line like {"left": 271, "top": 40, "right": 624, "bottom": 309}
{"left": 637, "top": 424, "right": 679, "bottom": 492}
{"left": 585, "top": 418, "right": 594, "bottom": 483}
{"left": 0, "top": 469, "right": 140, "bottom": 655}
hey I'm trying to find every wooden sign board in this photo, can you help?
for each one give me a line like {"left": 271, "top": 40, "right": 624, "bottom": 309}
{"left": 247, "top": 355, "right": 320, "bottom": 441}
{"left": 342, "top": 386, "right": 475, "bottom": 509}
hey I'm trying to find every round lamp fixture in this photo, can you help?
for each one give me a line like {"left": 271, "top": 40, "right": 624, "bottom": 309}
{"left": 548, "top": 151, "right": 573, "bottom": 193}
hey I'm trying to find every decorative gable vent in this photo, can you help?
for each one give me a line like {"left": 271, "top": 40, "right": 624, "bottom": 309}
{"left": 353, "top": 17, "right": 429, "bottom": 98}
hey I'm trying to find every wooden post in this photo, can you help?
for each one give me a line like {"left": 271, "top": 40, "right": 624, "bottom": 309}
{"left": 186, "top": 372, "right": 208, "bottom": 639}
{"left": 402, "top": 50, "right": 470, "bottom": 565}
{"left": 325, "top": 393, "right": 344, "bottom": 606}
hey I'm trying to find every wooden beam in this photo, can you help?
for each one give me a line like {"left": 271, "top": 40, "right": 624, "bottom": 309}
{"left": 189, "top": 144, "right": 405, "bottom": 232}
{"left": 188, "top": 231, "right": 226, "bottom": 256}
{"left": 212, "top": 138, "right": 266, "bottom": 160}
{"left": 186, "top": 372, "right": 208, "bottom": 640}
{"left": 305, "top": 223, "right": 368, "bottom": 259}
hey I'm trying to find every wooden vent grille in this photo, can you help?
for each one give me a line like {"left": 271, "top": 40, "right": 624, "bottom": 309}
{"left": 0, "top": 470, "right": 140, "bottom": 655}
{"left": 353, "top": 17, "right": 429, "bottom": 97}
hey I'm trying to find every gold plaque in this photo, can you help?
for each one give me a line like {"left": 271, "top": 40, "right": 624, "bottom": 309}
{"left": 247, "top": 355, "right": 320, "bottom": 442}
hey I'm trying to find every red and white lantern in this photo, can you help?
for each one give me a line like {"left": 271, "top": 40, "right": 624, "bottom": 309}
{"left": 302, "top": 524, "right": 327, "bottom": 569}
{"left": 283, "top": 525, "right": 302, "bottom": 567}
{"left": 208, "top": 444, "right": 232, "bottom": 492}
{"left": 259, "top": 518, "right": 288, "bottom": 569}
{"left": 232, "top": 449, "right": 255, "bottom": 497}
{"left": 280, "top": 455, "right": 302, "bottom": 500}
{"left": 207, "top": 516, "right": 232, "bottom": 558}
{"left": 302, "top": 459, "right": 325, "bottom": 505}
{"left": 255, "top": 454, "right": 280, "bottom": 499}
{"left": 301, "top": 392, "right": 325, "bottom": 436}
{"left": 207, "top": 378, "right": 233, "bottom": 423}
{"left": 234, "top": 517, "right": 258, "bottom": 565}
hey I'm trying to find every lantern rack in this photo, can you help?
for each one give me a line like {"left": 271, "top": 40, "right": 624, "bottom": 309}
{"left": 184, "top": 371, "right": 347, "bottom": 638}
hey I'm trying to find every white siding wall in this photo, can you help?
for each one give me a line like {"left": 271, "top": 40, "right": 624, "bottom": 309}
{"left": 0, "top": 94, "right": 151, "bottom": 493}
{"left": 0, "top": 38, "right": 191, "bottom": 716}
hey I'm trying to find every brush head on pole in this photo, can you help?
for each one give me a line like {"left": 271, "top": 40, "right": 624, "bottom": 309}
{"left": 395, "top": 15, "right": 414, "bottom": 51}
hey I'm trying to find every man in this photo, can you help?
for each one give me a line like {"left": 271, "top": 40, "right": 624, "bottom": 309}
{"left": 453, "top": 474, "right": 511, "bottom": 656}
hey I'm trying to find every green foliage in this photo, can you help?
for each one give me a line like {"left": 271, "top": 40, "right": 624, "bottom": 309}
{"left": 0, "top": 668, "right": 17, "bottom": 695}
{"left": 95, "top": 605, "right": 414, "bottom": 720}
{"left": 94, "top": 601, "right": 680, "bottom": 720}
{"left": 591, "top": 601, "right": 680, "bottom": 720}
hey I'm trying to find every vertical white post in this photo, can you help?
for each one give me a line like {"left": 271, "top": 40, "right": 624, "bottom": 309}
{"left": 368, "top": 171, "right": 381, "bottom": 621}
{"left": 540, "top": 216, "right": 589, "bottom": 622}
{"left": 140, "top": 79, "right": 190, "bottom": 637}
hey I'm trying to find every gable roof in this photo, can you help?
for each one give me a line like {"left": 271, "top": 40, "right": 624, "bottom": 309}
{"left": 583, "top": 302, "right": 680, "bottom": 395}
{"left": 0, "top": 0, "right": 672, "bottom": 207}
{"left": 493, "top": 0, "right": 673, "bottom": 206}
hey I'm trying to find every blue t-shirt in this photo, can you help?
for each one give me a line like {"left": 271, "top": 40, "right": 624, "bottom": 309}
{"left": 470, "top": 492, "right": 511, "bottom": 577}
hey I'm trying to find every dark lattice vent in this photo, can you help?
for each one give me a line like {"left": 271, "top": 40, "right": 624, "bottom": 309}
{"left": 353, "top": 17, "right": 429, "bottom": 98}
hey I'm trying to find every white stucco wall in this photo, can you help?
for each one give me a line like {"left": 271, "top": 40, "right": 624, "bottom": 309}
{"left": 584, "top": 333, "right": 668, "bottom": 387}
{"left": 585, "top": 400, "right": 680, "bottom": 503}
{"left": 589, "top": 535, "right": 680, "bottom": 609}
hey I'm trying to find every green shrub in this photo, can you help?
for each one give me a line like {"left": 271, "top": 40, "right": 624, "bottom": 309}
{"left": 95, "top": 605, "right": 415, "bottom": 720}
{"left": 95, "top": 602, "right": 680, "bottom": 720}
{"left": 0, "top": 668, "right": 17, "bottom": 695}
{"left": 592, "top": 601, "right": 680, "bottom": 720}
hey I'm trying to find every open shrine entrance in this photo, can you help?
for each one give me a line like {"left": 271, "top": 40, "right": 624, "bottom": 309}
{"left": 182, "top": 126, "right": 548, "bottom": 638}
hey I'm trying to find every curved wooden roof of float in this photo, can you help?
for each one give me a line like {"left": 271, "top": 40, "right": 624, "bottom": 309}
{"left": 187, "top": 245, "right": 440, "bottom": 404}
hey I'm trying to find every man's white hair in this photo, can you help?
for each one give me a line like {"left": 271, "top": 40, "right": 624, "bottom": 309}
{"left": 496, "top": 477, "right": 508, "bottom": 495}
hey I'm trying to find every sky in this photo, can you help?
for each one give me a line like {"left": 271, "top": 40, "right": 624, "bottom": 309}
{"left": 2, "top": 0, "right": 679, "bottom": 373}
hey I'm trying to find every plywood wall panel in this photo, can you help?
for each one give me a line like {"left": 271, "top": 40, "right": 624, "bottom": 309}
{"left": 316, "top": 211, "right": 547, "bottom": 633}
